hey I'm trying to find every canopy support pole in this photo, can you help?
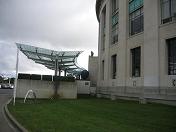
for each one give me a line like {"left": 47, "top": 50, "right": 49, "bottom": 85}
{"left": 64, "top": 69, "right": 67, "bottom": 76}
{"left": 13, "top": 47, "right": 19, "bottom": 106}
{"left": 54, "top": 59, "right": 58, "bottom": 76}
{"left": 54, "top": 59, "right": 59, "bottom": 97}
{"left": 59, "top": 68, "right": 61, "bottom": 76}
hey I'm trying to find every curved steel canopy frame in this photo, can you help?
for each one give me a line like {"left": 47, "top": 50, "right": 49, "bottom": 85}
{"left": 16, "top": 43, "right": 85, "bottom": 76}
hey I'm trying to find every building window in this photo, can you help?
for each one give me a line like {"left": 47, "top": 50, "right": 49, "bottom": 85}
{"left": 102, "top": 60, "right": 105, "bottom": 80}
{"left": 131, "top": 47, "right": 141, "bottom": 77}
{"left": 102, "top": 6, "right": 106, "bottom": 50}
{"left": 161, "top": 0, "right": 176, "bottom": 24}
{"left": 167, "top": 37, "right": 176, "bottom": 75}
{"left": 111, "top": 0, "right": 119, "bottom": 44}
{"left": 112, "top": 0, "right": 118, "bottom": 13}
{"left": 129, "top": 0, "right": 144, "bottom": 36}
{"left": 111, "top": 55, "right": 117, "bottom": 79}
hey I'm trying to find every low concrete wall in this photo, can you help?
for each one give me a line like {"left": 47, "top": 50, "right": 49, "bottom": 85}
{"left": 90, "top": 87, "right": 96, "bottom": 95}
{"left": 97, "top": 86, "right": 176, "bottom": 105}
{"left": 59, "top": 82, "right": 77, "bottom": 99}
{"left": 16, "top": 79, "right": 77, "bottom": 99}
{"left": 88, "top": 56, "right": 98, "bottom": 86}
{"left": 77, "top": 80, "right": 90, "bottom": 94}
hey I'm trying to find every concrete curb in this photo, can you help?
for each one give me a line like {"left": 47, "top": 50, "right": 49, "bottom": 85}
{"left": 4, "top": 99, "right": 28, "bottom": 132}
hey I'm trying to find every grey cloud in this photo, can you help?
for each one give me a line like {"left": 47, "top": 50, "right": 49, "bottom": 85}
{"left": 0, "top": 0, "right": 98, "bottom": 75}
{"left": 0, "top": 0, "right": 98, "bottom": 49}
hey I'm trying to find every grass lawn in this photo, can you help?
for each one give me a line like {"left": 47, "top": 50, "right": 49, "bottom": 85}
{"left": 8, "top": 98, "right": 176, "bottom": 132}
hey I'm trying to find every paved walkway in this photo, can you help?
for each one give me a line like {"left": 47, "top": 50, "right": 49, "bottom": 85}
{"left": 0, "top": 89, "right": 15, "bottom": 132}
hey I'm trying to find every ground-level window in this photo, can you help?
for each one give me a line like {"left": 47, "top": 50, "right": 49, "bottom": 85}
{"left": 102, "top": 60, "right": 105, "bottom": 80}
{"left": 167, "top": 37, "right": 176, "bottom": 75}
{"left": 131, "top": 47, "right": 141, "bottom": 77}
{"left": 111, "top": 25, "right": 118, "bottom": 44}
{"left": 111, "top": 54, "right": 117, "bottom": 79}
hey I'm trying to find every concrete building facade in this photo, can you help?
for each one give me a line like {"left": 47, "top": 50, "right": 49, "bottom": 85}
{"left": 88, "top": 56, "right": 98, "bottom": 87}
{"left": 95, "top": 0, "right": 176, "bottom": 105}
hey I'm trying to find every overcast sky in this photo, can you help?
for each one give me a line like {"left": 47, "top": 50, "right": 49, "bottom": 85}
{"left": 0, "top": 0, "right": 98, "bottom": 77}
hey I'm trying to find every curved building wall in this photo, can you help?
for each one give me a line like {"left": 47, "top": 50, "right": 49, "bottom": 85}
{"left": 96, "top": 0, "right": 176, "bottom": 105}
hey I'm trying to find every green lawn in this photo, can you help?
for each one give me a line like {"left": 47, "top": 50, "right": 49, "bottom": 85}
{"left": 8, "top": 98, "right": 176, "bottom": 132}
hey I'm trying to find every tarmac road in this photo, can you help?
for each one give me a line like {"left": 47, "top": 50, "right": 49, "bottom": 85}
{"left": 0, "top": 89, "right": 15, "bottom": 132}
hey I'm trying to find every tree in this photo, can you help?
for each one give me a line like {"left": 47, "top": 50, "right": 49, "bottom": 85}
{"left": 81, "top": 70, "right": 89, "bottom": 80}
{"left": 0, "top": 75, "right": 3, "bottom": 83}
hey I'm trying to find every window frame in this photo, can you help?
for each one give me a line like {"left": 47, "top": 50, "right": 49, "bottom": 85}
{"left": 131, "top": 47, "right": 141, "bottom": 77}
{"left": 102, "top": 60, "right": 105, "bottom": 80}
{"left": 101, "top": 6, "right": 106, "bottom": 51}
{"left": 161, "top": 0, "right": 176, "bottom": 24}
{"left": 129, "top": 0, "right": 144, "bottom": 36}
{"left": 112, "top": 0, "right": 119, "bottom": 14}
{"left": 111, "top": 0, "right": 119, "bottom": 45}
{"left": 167, "top": 37, "right": 176, "bottom": 75}
{"left": 111, "top": 54, "right": 117, "bottom": 79}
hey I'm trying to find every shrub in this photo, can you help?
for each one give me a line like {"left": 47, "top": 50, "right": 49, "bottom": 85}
{"left": 10, "top": 78, "right": 15, "bottom": 84}
{"left": 81, "top": 70, "right": 89, "bottom": 80}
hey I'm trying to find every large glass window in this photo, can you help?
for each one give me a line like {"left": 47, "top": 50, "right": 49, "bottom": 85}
{"left": 111, "top": 0, "right": 119, "bottom": 44}
{"left": 131, "top": 47, "right": 141, "bottom": 77}
{"left": 129, "top": 0, "right": 143, "bottom": 13}
{"left": 161, "top": 0, "right": 176, "bottom": 24}
{"left": 112, "top": 0, "right": 118, "bottom": 13}
{"left": 129, "top": 0, "right": 144, "bottom": 36}
{"left": 102, "top": 7, "right": 106, "bottom": 50}
{"left": 111, "top": 55, "right": 117, "bottom": 79}
{"left": 167, "top": 37, "right": 176, "bottom": 75}
{"left": 102, "top": 6, "right": 106, "bottom": 30}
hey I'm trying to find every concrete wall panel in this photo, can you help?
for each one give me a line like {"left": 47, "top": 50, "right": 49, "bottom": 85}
{"left": 16, "top": 79, "right": 77, "bottom": 99}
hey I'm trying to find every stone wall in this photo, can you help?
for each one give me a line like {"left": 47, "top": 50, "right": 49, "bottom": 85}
{"left": 16, "top": 79, "right": 77, "bottom": 99}
{"left": 88, "top": 56, "right": 98, "bottom": 86}
{"left": 77, "top": 80, "right": 91, "bottom": 94}
{"left": 97, "top": 86, "right": 176, "bottom": 106}
{"left": 95, "top": 0, "right": 176, "bottom": 105}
